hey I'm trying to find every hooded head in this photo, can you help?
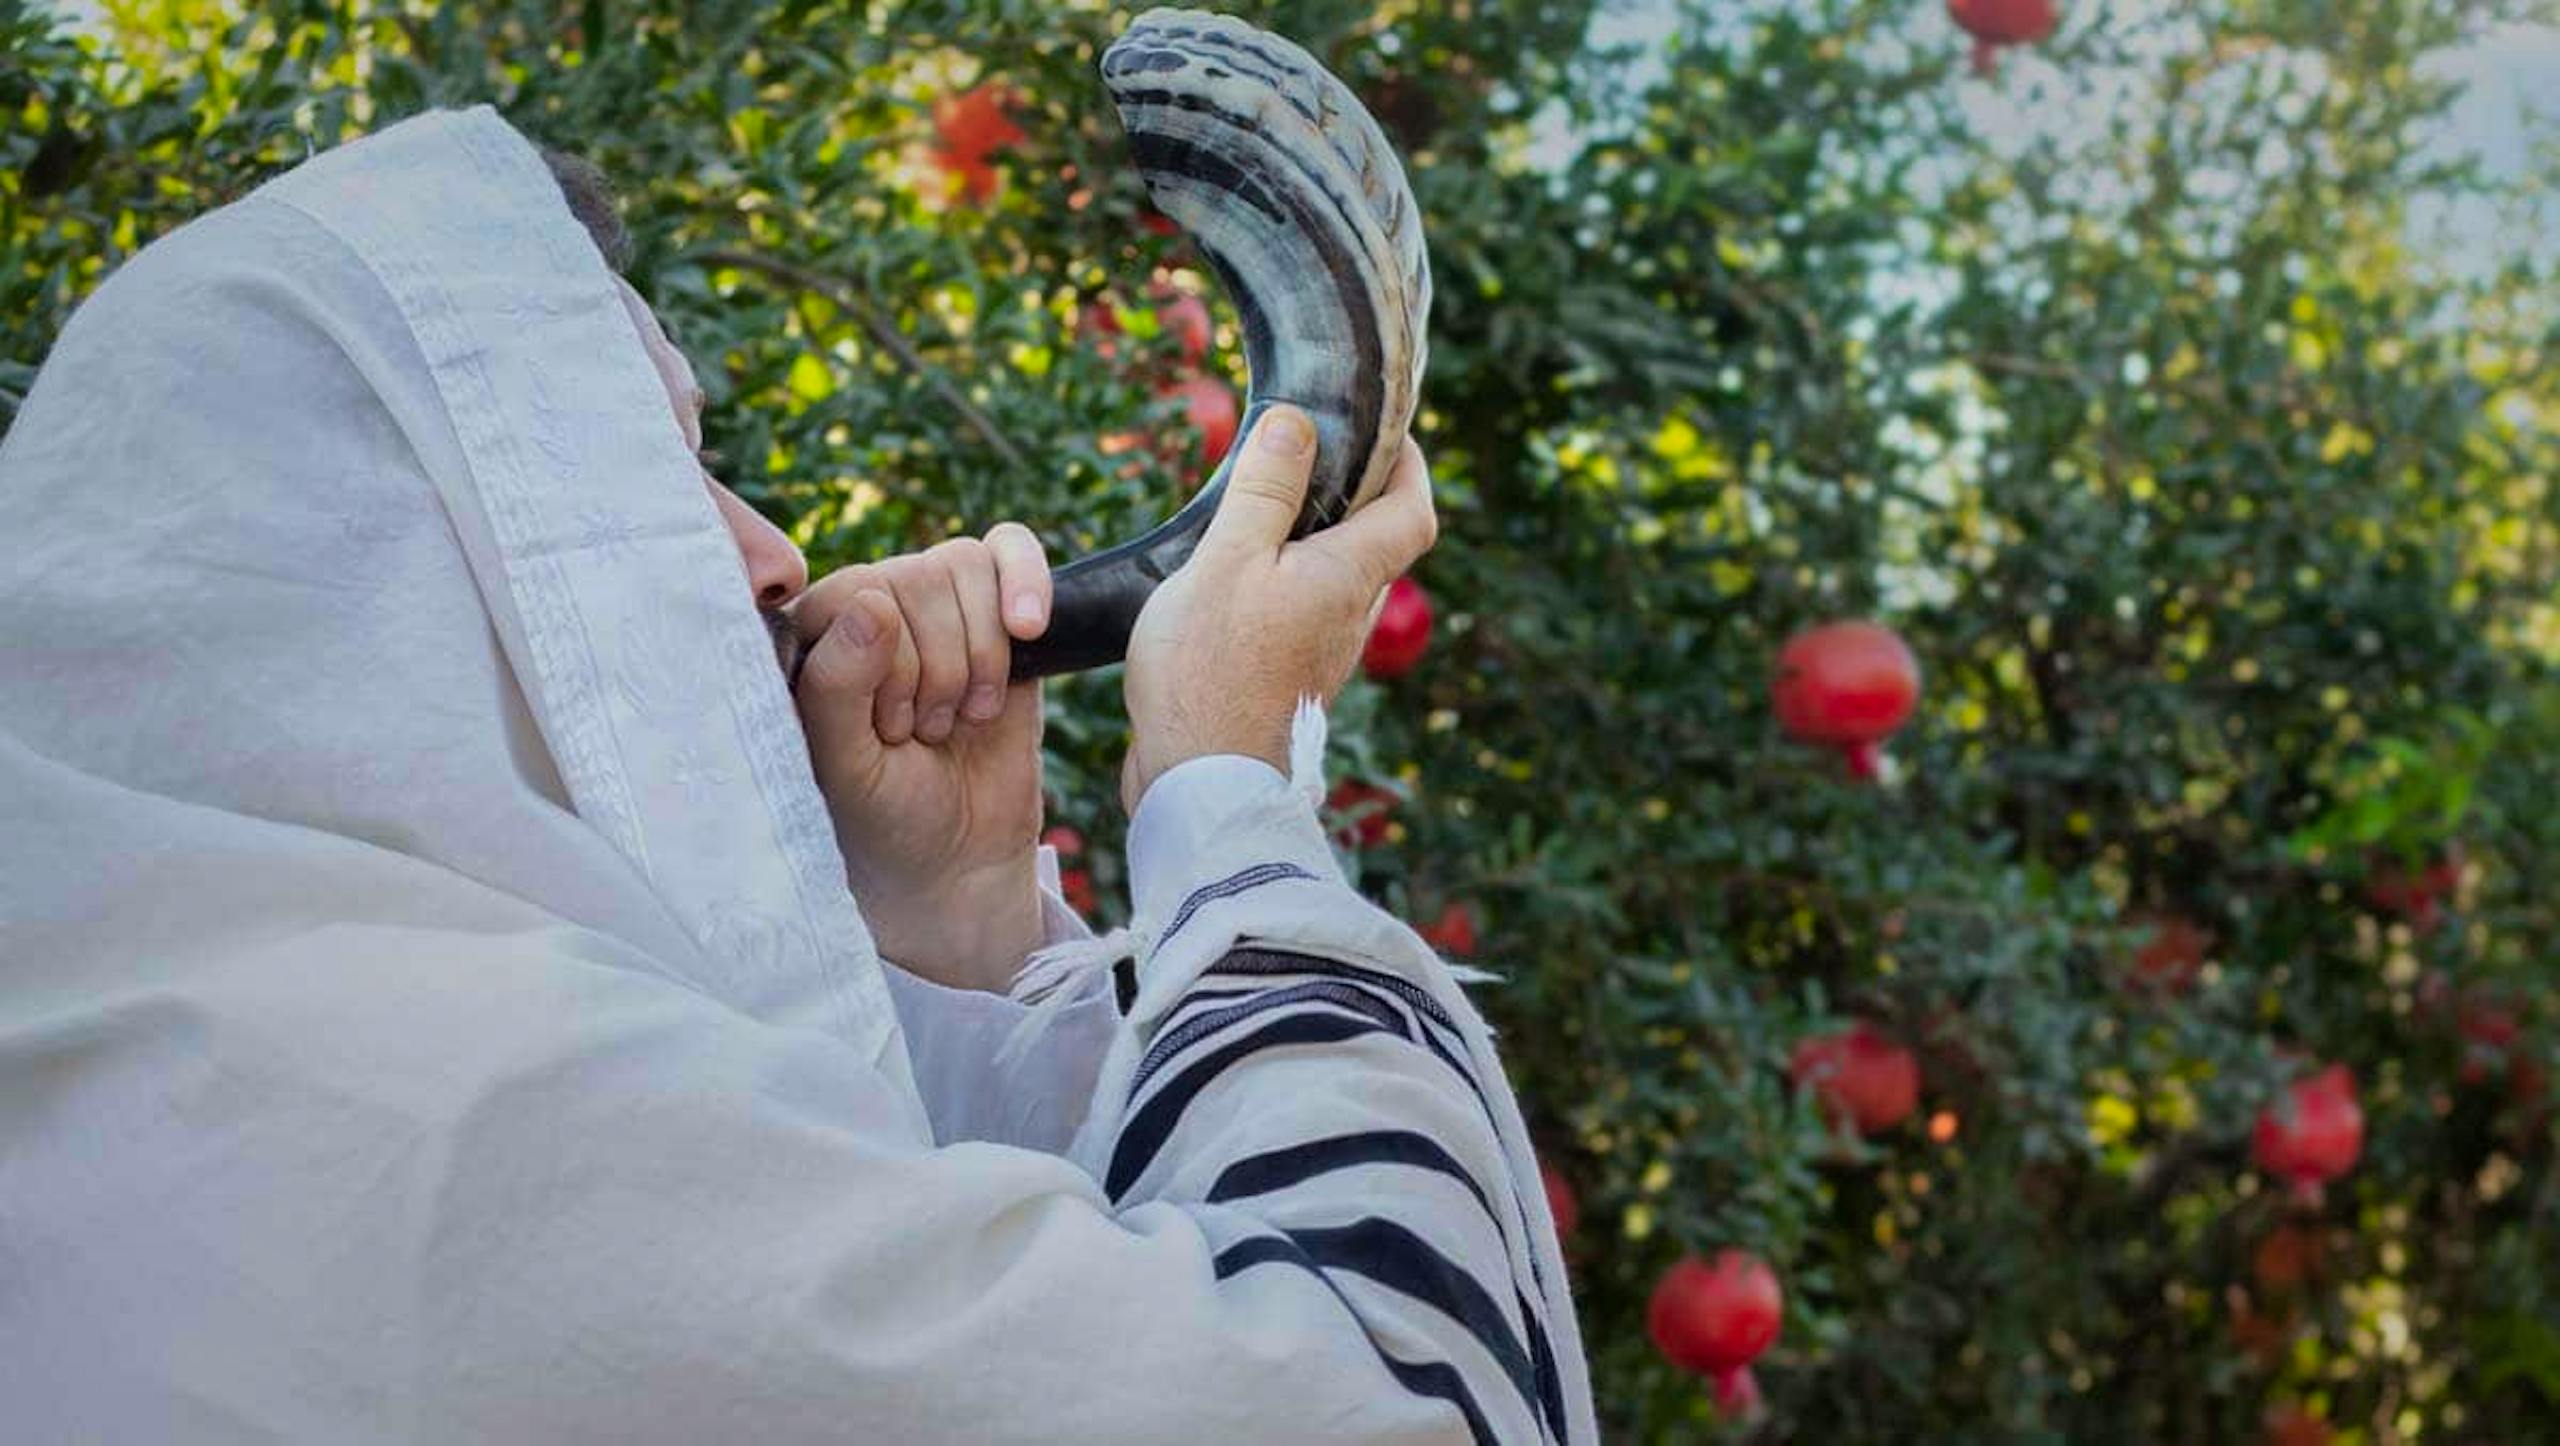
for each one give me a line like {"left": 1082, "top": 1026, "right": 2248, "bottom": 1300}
{"left": 0, "top": 108, "right": 922, "bottom": 1118}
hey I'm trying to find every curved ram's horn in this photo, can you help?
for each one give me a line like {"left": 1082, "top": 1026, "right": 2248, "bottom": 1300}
{"left": 1010, "top": 7, "right": 1432, "bottom": 679}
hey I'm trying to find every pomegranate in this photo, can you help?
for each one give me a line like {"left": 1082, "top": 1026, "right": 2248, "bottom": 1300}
{"left": 1647, "top": 1250, "right": 1782, "bottom": 1415}
{"left": 2252, "top": 1064, "right": 2363, "bottom": 1201}
{"left": 1058, "top": 867, "right": 1096, "bottom": 917}
{"left": 934, "top": 154, "right": 1004, "bottom": 207}
{"left": 1158, "top": 376, "right": 1240, "bottom": 472}
{"left": 1364, "top": 576, "right": 1436, "bottom": 680}
{"left": 931, "top": 85, "right": 1025, "bottom": 163}
{"left": 1419, "top": 901, "right": 1478, "bottom": 957}
{"left": 1081, "top": 283, "right": 1212, "bottom": 367}
{"left": 1041, "top": 824, "right": 1085, "bottom": 858}
{"left": 2129, "top": 914, "right": 2212, "bottom": 994}
{"left": 1771, "top": 621, "right": 1920, "bottom": 779}
{"left": 2364, "top": 843, "right": 2462, "bottom": 933}
{"left": 1947, "top": 0, "right": 2057, "bottom": 76}
{"left": 1153, "top": 289, "right": 1212, "bottom": 365}
{"left": 1790, "top": 1022, "right": 1922, "bottom": 1135}
{"left": 1539, "top": 1159, "right": 1579, "bottom": 1241}
{"left": 1327, "top": 780, "right": 1398, "bottom": 850}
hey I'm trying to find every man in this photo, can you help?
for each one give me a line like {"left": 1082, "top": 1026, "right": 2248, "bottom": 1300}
{"left": 0, "top": 109, "right": 1593, "bottom": 1443}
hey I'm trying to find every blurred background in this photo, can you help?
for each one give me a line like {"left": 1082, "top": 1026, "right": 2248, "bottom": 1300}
{"left": 6, "top": 1, "right": 2559, "bottom": 1439}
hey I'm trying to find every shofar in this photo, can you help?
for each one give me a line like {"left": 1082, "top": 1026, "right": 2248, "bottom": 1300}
{"left": 1009, "top": 7, "right": 1432, "bottom": 680}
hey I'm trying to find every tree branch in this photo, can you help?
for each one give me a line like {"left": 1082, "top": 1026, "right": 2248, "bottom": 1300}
{"left": 689, "top": 247, "right": 1029, "bottom": 472}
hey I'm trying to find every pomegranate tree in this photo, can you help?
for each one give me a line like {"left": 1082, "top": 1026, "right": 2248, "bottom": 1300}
{"left": 1772, "top": 621, "right": 1921, "bottom": 779}
{"left": 1647, "top": 1250, "right": 1783, "bottom": 1416}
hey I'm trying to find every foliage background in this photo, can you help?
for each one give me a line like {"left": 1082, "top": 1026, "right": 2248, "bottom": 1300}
{"left": 8, "top": 0, "right": 2560, "bottom": 1439}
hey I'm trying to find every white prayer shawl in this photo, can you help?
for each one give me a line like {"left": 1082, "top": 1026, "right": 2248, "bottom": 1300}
{"left": 0, "top": 108, "right": 1595, "bottom": 1443}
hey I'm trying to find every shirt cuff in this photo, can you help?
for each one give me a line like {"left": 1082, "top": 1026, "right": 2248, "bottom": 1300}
{"left": 1127, "top": 753, "right": 1344, "bottom": 926}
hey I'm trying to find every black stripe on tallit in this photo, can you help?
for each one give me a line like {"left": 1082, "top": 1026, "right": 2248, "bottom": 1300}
{"left": 1205, "top": 949, "right": 1465, "bottom": 1053}
{"left": 1206, "top": 1130, "right": 1498, "bottom": 1224}
{"left": 1202, "top": 949, "right": 1562, "bottom": 1309}
{"left": 1213, "top": 1235, "right": 1502, "bottom": 1446}
{"left": 1154, "top": 860, "right": 1321, "bottom": 949}
{"left": 1133, "top": 979, "right": 1414, "bottom": 1100}
{"left": 1287, "top": 1217, "right": 1550, "bottom": 1442}
{"left": 1104, "top": 1009, "right": 1391, "bottom": 1200}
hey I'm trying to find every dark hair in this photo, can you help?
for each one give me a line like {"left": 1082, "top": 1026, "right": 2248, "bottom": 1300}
{"left": 538, "top": 145, "right": 633, "bottom": 273}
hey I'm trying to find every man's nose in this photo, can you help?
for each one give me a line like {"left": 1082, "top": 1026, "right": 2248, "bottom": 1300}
{"left": 741, "top": 515, "right": 810, "bottom": 609}
{"left": 714, "top": 483, "right": 810, "bottom": 609}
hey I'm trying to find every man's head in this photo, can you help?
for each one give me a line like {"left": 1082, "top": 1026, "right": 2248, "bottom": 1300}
{"left": 540, "top": 148, "right": 809, "bottom": 678}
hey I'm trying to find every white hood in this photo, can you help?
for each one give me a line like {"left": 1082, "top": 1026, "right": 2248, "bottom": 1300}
{"left": 0, "top": 106, "right": 926, "bottom": 1125}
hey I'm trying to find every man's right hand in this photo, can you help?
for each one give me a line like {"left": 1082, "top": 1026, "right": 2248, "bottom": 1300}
{"left": 1120, "top": 405, "right": 1438, "bottom": 813}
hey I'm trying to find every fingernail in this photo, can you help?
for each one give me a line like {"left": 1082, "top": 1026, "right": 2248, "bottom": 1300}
{"left": 965, "top": 682, "right": 1003, "bottom": 720}
{"left": 886, "top": 700, "right": 914, "bottom": 739}
{"left": 1255, "top": 408, "right": 1313, "bottom": 457}
{"left": 847, "top": 605, "right": 882, "bottom": 648}
{"left": 921, "top": 704, "right": 956, "bottom": 740}
{"left": 1009, "top": 591, "right": 1045, "bottom": 628}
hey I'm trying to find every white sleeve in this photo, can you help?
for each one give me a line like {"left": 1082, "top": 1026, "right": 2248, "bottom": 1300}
{"left": 882, "top": 847, "right": 1117, "bottom": 1153}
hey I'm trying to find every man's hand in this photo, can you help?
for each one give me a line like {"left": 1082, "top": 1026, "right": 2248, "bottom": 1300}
{"left": 790, "top": 525, "right": 1054, "bottom": 993}
{"left": 1122, "top": 405, "right": 1437, "bottom": 812}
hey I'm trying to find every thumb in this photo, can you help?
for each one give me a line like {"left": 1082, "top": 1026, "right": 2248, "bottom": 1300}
{"left": 796, "top": 588, "right": 904, "bottom": 778}
{"left": 1199, "top": 404, "right": 1317, "bottom": 560}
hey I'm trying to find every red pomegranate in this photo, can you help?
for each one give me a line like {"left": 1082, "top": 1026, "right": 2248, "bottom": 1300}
{"left": 1647, "top": 1250, "right": 1782, "bottom": 1414}
{"left": 1327, "top": 780, "right": 1398, "bottom": 850}
{"left": 1058, "top": 867, "right": 1096, "bottom": 917}
{"left": 1772, "top": 621, "right": 1921, "bottom": 779}
{"left": 2129, "top": 914, "right": 2212, "bottom": 994}
{"left": 1154, "top": 289, "right": 1212, "bottom": 365}
{"left": 1418, "top": 901, "right": 1478, "bottom": 957}
{"left": 1158, "top": 376, "right": 1240, "bottom": 472}
{"left": 1364, "top": 576, "right": 1436, "bottom": 680}
{"left": 935, "top": 154, "right": 1004, "bottom": 207}
{"left": 2364, "top": 843, "right": 2462, "bottom": 933}
{"left": 1947, "top": 0, "right": 2056, "bottom": 75}
{"left": 1539, "top": 1159, "right": 1578, "bottom": 1241}
{"left": 1041, "top": 824, "right": 1085, "bottom": 858}
{"left": 1082, "top": 284, "right": 1212, "bottom": 367}
{"left": 931, "top": 85, "right": 1025, "bottom": 163}
{"left": 2252, "top": 1064, "right": 2363, "bottom": 1201}
{"left": 1139, "top": 210, "right": 1181, "bottom": 238}
{"left": 1790, "top": 1022, "right": 1922, "bottom": 1135}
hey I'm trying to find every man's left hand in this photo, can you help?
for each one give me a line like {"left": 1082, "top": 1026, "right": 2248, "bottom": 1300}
{"left": 789, "top": 524, "right": 1054, "bottom": 993}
